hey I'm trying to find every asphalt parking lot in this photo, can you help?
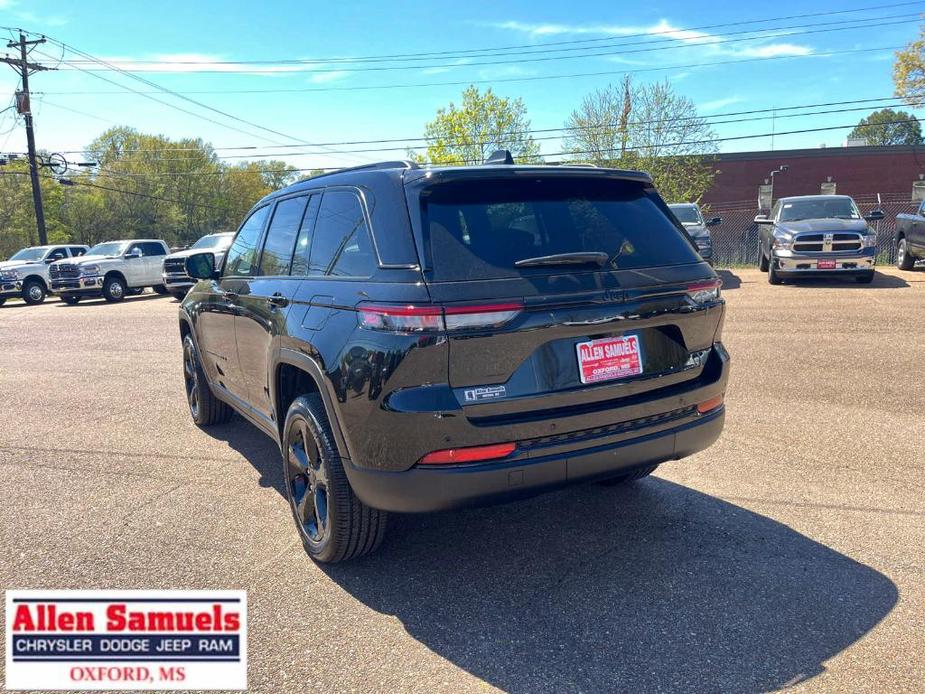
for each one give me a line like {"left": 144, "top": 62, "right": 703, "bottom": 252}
{"left": 1, "top": 267, "right": 923, "bottom": 692}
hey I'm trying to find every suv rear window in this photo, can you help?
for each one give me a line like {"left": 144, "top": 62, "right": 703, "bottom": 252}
{"left": 421, "top": 177, "right": 700, "bottom": 281}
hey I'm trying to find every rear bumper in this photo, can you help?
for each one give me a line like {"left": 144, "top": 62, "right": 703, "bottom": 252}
{"left": 347, "top": 406, "right": 724, "bottom": 513}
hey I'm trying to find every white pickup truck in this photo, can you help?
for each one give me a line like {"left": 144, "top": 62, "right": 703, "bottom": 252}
{"left": 0, "top": 244, "right": 90, "bottom": 305}
{"left": 49, "top": 239, "right": 171, "bottom": 304}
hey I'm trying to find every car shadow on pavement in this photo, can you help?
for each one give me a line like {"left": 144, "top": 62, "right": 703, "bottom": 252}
{"left": 319, "top": 478, "right": 898, "bottom": 693}
{"left": 715, "top": 269, "right": 741, "bottom": 290}
{"left": 201, "top": 414, "right": 286, "bottom": 493}
{"left": 53, "top": 293, "right": 173, "bottom": 307}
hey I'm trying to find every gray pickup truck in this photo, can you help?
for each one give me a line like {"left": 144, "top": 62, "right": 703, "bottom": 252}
{"left": 895, "top": 200, "right": 925, "bottom": 270}
{"left": 756, "top": 195, "right": 883, "bottom": 284}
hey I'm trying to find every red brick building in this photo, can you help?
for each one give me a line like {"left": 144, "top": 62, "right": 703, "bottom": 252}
{"left": 701, "top": 144, "right": 925, "bottom": 207}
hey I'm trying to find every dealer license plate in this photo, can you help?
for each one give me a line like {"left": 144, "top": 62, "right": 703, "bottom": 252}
{"left": 817, "top": 259, "right": 837, "bottom": 269}
{"left": 576, "top": 335, "right": 643, "bottom": 385}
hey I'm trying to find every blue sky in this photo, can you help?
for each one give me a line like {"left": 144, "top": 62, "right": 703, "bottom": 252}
{"left": 0, "top": 0, "right": 922, "bottom": 170}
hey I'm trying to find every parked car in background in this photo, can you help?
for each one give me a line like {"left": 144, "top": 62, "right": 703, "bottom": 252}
{"left": 756, "top": 195, "right": 883, "bottom": 284}
{"left": 0, "top": 244, "right": 89, "bottom": 306}
{"left": 49, "top": 239, "right": 170, "bottom": 304}
{"left": 895, "top": 200, "right": 925, "bottom": 270}
{"left": 162, "top": 232, "right": 234, "bottom": 299}
{"left": 668, "top": 203, "right": 721, "bottom": 265}
{"left": 178, "top": 156, "right": 729, "bottom": 563}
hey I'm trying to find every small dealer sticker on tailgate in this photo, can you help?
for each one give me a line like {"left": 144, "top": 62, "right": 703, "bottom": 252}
{"left": 576, "top": 335, "right": 643, "bottom": 384}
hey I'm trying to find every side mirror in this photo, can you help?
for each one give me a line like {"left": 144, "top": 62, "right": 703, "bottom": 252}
{"left": 754, "top": 214, "right": 770, "bottom": 224}
{"left": 185, "top": 252, "right": 216, "bottom": 280}
{"left": 706, "top": 216, "right": 722, "bottom": 227}
{"left": 125, "top": 248, "right": 142, "bottom": 259}
{"left": 864, "top": 209, "right": 885, "bottom": 221}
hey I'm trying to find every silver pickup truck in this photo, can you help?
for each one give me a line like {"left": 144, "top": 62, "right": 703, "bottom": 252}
{"left": 49, "top": 239, "right": 170, "bottom": 304}
{"left": 895, "top": 200, "right": 925, "bottom": 270}
{"left": 0, "top": 244, "right": 89, "bottom": 305}
{"left": 161, "top": 232, "right": 234, "bottom": 299}
{"left": 756, "top": 195, "right": 883, "bottom": 284}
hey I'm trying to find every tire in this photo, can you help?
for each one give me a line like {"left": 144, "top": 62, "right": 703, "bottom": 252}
{"left": 759, "top": 249, "right": 769, "bottom": 272}
{"left": 169, "top": 290, "right": 187, "bottom": 301}
{"left": 152, "top": 284, "right": 169, "bottom": 295}
{"left": 102, "top": 275, "right": 126, "bottom": 302}
{"left": 767, "top": 256, "right": 782, "bottom": 285}
{"left": 127, "top": 287, "right": 144, "bottom": 296}
{"left": 22, "top": 279, "right": 46, "bottom": 305}
{"left": 897, "top": 238, "right": 916, "bottom": 271}
{"left": 855, "top": 271, "right": 875, "bottom": 284}
{"left": 598, "top": 464, "right": 660, "bottom": 487}
{"left": 182, "top": 333, "right": 232, "bottom": 426}
{"left": 61, "top": 295, "right": 80, "bottom": 305}
{"left": 0, "top": 297, "right": 6, "bottom": 306}
{"left": 283, "top": 394, "right": 387, "bottom": 563}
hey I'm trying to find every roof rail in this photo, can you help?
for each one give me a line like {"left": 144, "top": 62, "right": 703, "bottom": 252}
{"left": 306, "top": 160, "right": 419, "bottom": 182}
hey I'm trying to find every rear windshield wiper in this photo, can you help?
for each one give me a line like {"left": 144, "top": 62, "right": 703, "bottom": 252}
{"left": 514, "top": 252, "right": 609, "bottom": 268}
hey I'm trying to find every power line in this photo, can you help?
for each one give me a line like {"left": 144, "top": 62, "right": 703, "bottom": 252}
{"left": 30, "top": 95, "right": 914, "bottom": 159}
{"left": 47, "top": 17, "right": 915, "bottom": 75}
{"left": 33, "top": 44, "right": 903, "bottom": 97}
{"left": 54, "top": 10, "right": 921, "bottom": 68}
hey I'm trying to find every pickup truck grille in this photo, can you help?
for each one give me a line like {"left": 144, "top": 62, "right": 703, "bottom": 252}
{"left": 792, "top": 232, "right": 862, "bottom": 253}
{"left": 49, "top": 263, "right": 79, "bottom": 279}
{"left": 163, "top": 257, "right": 187, "bottom": 275}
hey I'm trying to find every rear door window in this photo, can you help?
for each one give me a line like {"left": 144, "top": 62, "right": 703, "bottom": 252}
{"left": 421, "top": 177, "right": 701, "bottom": 281}
{"left": 68, "top": 247, "right": 86, "bottom": 257}
{"left": 258, "top": 195, "right": 308, "bottom": 276}
{"left": 308, "top": 190, "right": 376, "bottom": 277}
{"left": 141, "top": 242, "right": 166, "bottom": 256}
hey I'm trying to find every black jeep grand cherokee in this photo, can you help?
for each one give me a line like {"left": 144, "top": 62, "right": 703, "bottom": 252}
{"left": 179, "top": 156, "right": 729, "bottom": 563}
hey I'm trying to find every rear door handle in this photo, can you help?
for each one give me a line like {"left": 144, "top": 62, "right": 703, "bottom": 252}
{"left": 267, "top": 293, "right": 289, "bottom": 308}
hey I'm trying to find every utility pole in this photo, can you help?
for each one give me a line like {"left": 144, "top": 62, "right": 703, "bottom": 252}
{"left": 2, "top": 32, "right": 54, "bottom": 245}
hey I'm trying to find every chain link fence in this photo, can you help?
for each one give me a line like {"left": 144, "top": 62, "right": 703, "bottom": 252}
{"left": 703, "top": 194, "right": 917, "bottom": 267}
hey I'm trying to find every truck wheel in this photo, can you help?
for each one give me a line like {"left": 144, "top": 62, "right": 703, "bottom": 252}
{"left": 182, "top": 334, "right": 232, "bottom": 425}
{"left": 598, "top": 464, "right": 660, "bottom": 486}
{"left": 169, "top": 290, "right": 188, "bottom": 301}
{"left": 759, "top": 250, "right": 769, "bottom": 272}
{"left": 767, "top": 257, "right": 782, "bottom": 285}
{"left": 283, "top": 394, "right": 387, "bottom": 563}
{"left": 61, "top": 295, "right": 80, "bottom": 305}
{"left": 102, "top": 275, "right": 126, "bottom": 302}
{"left": 22, "top": 280, "right": 46, "bottom": 305}
{"left": 152, "top": 284, "right": 168, "bottom": 295}
{"left": 127, "top": 287, "right": 144, "bottom": 296}
{"left": 0, "top": 298, "right": 6, "bottom": 306}
{"left": 855, "top": 272, "right": 875, "bottom": 284}
{"left": 897, "top": 238, "right": 916, "bottom": 270}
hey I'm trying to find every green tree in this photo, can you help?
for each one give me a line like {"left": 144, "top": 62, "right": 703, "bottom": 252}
{"left": 564, "top": 79, "right": 718, "bottom": 203}
{"left": 894, "top": 24, "right": 925, "bottom": 105}
{"left": 410, "top": 86, "right": 541, "bottom": 165}
{"left": 848, "top": 108, "right": 923, "bottom": 145}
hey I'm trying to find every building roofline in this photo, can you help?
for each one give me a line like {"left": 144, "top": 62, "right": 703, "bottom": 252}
{"left": 712, "top": 144, "right": 925, "bottom": 162}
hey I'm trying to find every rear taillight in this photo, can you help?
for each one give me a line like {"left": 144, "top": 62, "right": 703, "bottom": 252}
{"left": 357, "top": 302, "right": 523, "bottom": 333}
{"left": 697, "top": 394, "right": 724, "bottom": 414}
{"left": 686, "top": 278, "right": 722, "bottom": 304}
{"left": 419, "top": 442, "right": 517, "bottom": 465}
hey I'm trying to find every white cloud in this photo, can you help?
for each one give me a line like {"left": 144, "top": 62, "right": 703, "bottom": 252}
{"left": 307, "top": 70, "right": 348, "bottom": 84}
{"left": 698, "top": 96, "right": 744, "bottom": 112}
{"left": 485, "top": 18, "right": 814, "bottom": 61}
{"left": 85, "top": 53, "right": 308, "bottom": 75}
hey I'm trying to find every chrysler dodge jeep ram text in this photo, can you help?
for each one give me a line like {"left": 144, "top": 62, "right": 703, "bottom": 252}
{"left": 668, "top": 202, "right": 721, "bottom": 265}
{"left": 162, "top": 232, "right": 235, "bottom": 299}
{"left": 178, "top": 155, "right": 730, "bottom": 563}
{"left": 756, "top": 195, "right": 884, "bottom": 284}
{"left": 49, "top": 239, "right": 171, "bottom": 304}
{"left": 0, "top": 244, "right": 88, "bottom": 305}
